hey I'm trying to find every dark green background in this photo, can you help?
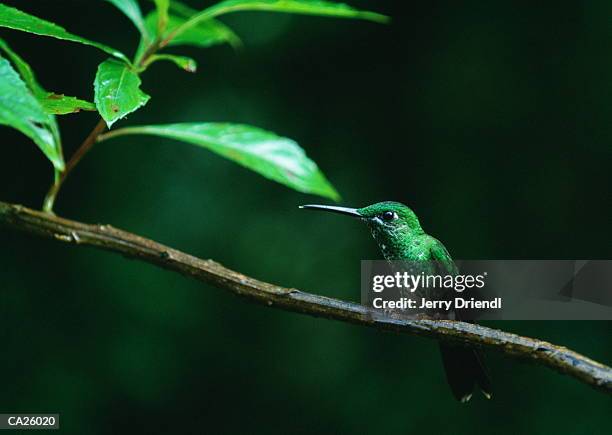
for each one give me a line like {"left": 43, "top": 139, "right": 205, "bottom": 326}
{"left": 1, "top": 1, "right": 610, "bottom": 433}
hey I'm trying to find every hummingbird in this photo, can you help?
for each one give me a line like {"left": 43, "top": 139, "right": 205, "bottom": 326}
{"left": 300, "top": 201, "right": 492, "bottom": 402}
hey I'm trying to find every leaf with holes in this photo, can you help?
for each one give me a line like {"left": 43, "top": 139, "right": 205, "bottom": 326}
{"left": 94, "top": 59, "right": 150, "bottom": 128}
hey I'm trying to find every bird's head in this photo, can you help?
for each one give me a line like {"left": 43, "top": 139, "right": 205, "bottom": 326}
{"left": 300, "top": 201, "right": 424, "bottom": 257}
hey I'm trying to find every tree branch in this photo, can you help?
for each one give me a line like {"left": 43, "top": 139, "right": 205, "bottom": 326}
{"left": 0, "top": 201, "right": 610, "bottom": 395}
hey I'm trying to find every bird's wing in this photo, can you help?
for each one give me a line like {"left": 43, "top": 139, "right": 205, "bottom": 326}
{"left": 429, "top": 237, "right": 459, "bottom": 276}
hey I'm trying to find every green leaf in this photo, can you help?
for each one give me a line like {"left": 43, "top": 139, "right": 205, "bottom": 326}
{"left": 167, "top": 1, "right": 243, "bottom": 49}
{"left": 0, "top": 38, "right": 62, "bottom": 161}
{"left": 154, "top": 0, "right": 170, "bottom": 33}
{"left": 0, "top": 37, "right": 45, "bottom": 95}
{"left": 171, "top": 0, "right": 389, "bottom": 39}
{"left": 0, "top": 57, "right": 64, "bottom": 170}
{"left": 101, "top": 123, "right": 340, "bottom": 200}
{"left": 143, "top": 12, "right": 241, "bottom": 49}
{"left": 39, "top": 93, "right": 97, "bottom": 115}
{"left": 0, "top": 3, "right": 129, "bottom": 63}
{"left": 211, "top": 0, "right": 389, "bottom": 22}
{"left": 0, "top": 38, "right": 95, "bottom": 116}
{"left": 94, "top": 59, "right": 150, "bottom": 127}
{"left": 145, "top": 54, "right": 197, "bottom": 72}
{"left": 104, "top": 0, "right": 149, "bottom": 40}
{"left": 167, "top": 1, "right": 204, "bottom": 18}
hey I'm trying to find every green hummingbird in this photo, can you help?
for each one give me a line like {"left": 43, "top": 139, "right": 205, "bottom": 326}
{"left": 300, "top": 201, "right": 492, "bottom": 402}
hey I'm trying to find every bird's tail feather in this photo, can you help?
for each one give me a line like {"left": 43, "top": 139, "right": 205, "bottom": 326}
{"left": 439, "top": 343, "right": 492, "bottom": 402}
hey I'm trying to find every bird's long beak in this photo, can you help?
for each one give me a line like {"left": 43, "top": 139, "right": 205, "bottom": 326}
{"left": 299, "top": 204, "right": 362, "bottom": 218}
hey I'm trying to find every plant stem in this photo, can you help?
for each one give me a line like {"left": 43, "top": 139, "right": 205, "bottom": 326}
{"left": 42, "top": 34, "right": 167, "bottom": 213}
{"left": 43, "top": 118, "right": 107, "bottom": 212}
{"left": 136, "top": 38, "right": 161, "bottom": 68}
{"left": 96, "top": 127, "right": 143, "bottom": 143}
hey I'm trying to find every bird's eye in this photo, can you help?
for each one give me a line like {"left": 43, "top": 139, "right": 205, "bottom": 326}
{"left": 382, "top": 211, "right": 396, "bottom": 221}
